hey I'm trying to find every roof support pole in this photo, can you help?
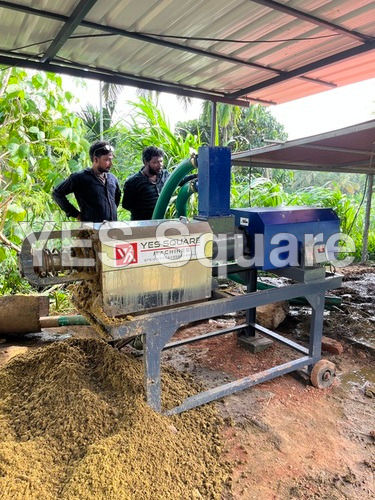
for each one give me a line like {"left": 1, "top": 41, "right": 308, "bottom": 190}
{"left": 361, "top": 172, "right": 374, "bottom": 264}
{"left": 99, "top": 80, "right": 104, "bottom": 140}
{"left": 210, "top": 101, "right": 217, "bottom": 147}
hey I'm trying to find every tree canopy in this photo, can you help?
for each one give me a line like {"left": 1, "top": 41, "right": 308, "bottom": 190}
{"left": 176, "top": 102, "right": 287, "bottom": 151}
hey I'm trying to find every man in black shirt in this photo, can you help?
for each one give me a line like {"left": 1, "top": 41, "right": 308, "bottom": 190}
{"left": 53, "top": 141, "right": 121, "bottom": 222}
{"left": 122, "top": 146, "right": 169, "bottom": 220}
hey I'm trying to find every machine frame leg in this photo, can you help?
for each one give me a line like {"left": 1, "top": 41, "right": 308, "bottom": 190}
{"left": 243, "top": 268, "right": 257, "bottom": 337}
{"left": 306, "top": 292, "right": 326, "bottom": 366}
{"left": 143, "top": 322, "right": 177, "bottom": 412}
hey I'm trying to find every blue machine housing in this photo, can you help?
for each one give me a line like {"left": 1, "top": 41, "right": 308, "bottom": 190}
{"left": 231, "top": 206, "right": 340, "bottom": 270}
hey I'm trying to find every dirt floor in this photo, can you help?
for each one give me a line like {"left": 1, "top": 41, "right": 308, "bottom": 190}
{"left": 0, "top": 265, "right": 374, "bottom": 499}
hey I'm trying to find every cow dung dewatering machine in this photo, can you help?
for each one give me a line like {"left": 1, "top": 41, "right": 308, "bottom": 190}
{"left": 20, "top": 147, "right": 343, "bottom": 414}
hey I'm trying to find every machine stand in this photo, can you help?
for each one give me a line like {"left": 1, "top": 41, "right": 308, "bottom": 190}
{"left": 109, "top": 273, "right": 342, "bottom": 415}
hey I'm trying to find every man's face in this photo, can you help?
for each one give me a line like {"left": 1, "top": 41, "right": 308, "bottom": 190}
{"left": 146, "top": 155, "right": 163, "bottom": 175}
{"left": 94, "top": 153, "right": 113, "bottom": 173}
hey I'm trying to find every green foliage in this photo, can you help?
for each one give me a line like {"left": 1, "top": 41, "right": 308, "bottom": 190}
{"left": 0, "top": 68, "right": 88, "bottom": 217}
{"left": 103, "top": 97, "right": 202, "bottom": 195}
{"left": 176, "top": 103, "right": 287, "bottom": 151}
{"left": 49, "top": 287, "right": 75, "bottom": 315}
{"left": 122, "top": 97, "right": 201, "bottom": 167}
{"left": 0, "top": 68, "right": 89, "bottom": 293}
{"left": 78, "top": 103, "right": 117, "bottom": 143}
{"left": 0, "top": 248, "right": 32, "bottom": 295}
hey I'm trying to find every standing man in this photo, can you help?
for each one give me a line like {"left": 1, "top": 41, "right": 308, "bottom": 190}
{"left": 53, "top": 141, "right": 121, "bottom": 222}
{"left": 122, "top": 146, "right": 169, "bottom": 220}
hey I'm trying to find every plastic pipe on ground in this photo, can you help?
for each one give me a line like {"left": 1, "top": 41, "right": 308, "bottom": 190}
{"left": 39, "top": 315, "right": 90, "bottom": 328}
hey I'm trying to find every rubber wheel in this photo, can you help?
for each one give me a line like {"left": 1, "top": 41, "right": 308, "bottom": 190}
{"left": 310, "top": 360, "right": 336, "bottom": 389}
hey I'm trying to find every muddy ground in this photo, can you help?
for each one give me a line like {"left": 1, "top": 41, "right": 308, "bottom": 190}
{"left": 1, "top": 265, "right": 374, "bottom": 499}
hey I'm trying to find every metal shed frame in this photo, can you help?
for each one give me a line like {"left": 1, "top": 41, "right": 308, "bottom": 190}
{"left": 0, "top": 1, "right": 374, "bottom": 105}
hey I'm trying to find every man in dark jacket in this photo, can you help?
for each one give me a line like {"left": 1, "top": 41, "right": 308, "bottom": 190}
{"left": 53, "top": 141, "right": 121, "bottom": 222}
{"left": 122, "top": 146, "right": 169, "bottom": 220}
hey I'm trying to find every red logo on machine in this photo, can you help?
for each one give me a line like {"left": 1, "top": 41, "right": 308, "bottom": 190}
{"left": 115, "top": 242, "right": 138, "bottom": 266}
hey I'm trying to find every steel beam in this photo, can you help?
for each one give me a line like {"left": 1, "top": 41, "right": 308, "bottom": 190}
{"left": 41, "top": 0, "right": 98, "bottom": 63}
{"left": 306, "top": 292, "right": 326, "bottom": 363}
{"left": 0, "top": 1, "right": 278, "bottom": 75}
{"left": 166, "top": 357, "right": 311, "bottom": 415}
{"left": 0, "top": 1, "right": 67, "bottom": 21}
{"left": 0, "top": 54, "right": 249, "bottom": 106}
{"left": 299, "top": 76, "right": 337, "bottom": 88}
{"left": 163, "top": 323, "right": 245, "bottom": 350}
{"left": 252, "top": 323, "right": 309, "bottom": 354}
{"left": 249, "top": 0, "right": 373, "bottom": 43}
{"left": 299, "top": 144, "right": 374, "bottom": 156}
{"left": 110, "top": 275, "right": 342, "bottom": 339}
{"left": 231, "top": 160, "right": 375, "bottom": 175}
{"left": 228, "top": 41, "right": 375, "bottom": 98}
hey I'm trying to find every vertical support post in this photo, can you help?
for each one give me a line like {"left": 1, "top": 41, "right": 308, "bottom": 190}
{"left": 99, "top": 80, "right": 104, "bottom": 140}
{"left": 210, "top": 101, "right": 217, "bottom": 147}
{"left": 237, "top": 268, "right": 272, "bottom": 352}
{"left": 306, "top": 292, "right": 325, "bottom": 364}
{"left": 361, "top": 173, "right": 373, "bottom": 264}
{"left": 243, "top": 268, "right": 257, "bottom": 337}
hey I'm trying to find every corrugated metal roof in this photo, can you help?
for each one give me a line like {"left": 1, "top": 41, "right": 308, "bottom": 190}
{"left": 0, "top": 0, "right": 374, "bottom": 105}
{"left": 232, "top": 119, "right": 375, "bottom": 173}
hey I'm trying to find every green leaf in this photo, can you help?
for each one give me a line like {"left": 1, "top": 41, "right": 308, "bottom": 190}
{"left": 18, "top": 144, "right": 30, "bottom": 159}
{"left": 29, "top": 126, "right": 40, "bottom": 134}
{"left": 39, "top": 157, "right": 51, "bottom": 169}
{"left": 31, "top": 73, "right": 45, "bottom": 89}
{"left": 0, "top": 246, "right": 7, "bottom": 262}
{"left": 55, "top": 126, "right": 73, "bottom": 140}
{"left": 6, "top": 84, "right": 21, "bottom": 94}
{"left": 64, "top": 91, "right": 74, "bottom": 102}
{"left": 25, "top": 98, "right": 38, "bottom": 113}
{"left": 6, "top": 84, "right": 25, "bottom": 99}
{"left": 7, "top": 204, "right": 26, "bottom": 222}
{"left": 16, "top": 166, "right": 25, "bottom": 179}
{"left": 7, "top": 142, "right": 19, "bottom": 155}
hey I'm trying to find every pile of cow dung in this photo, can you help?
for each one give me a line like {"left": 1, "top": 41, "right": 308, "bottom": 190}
{"left": 0, "top": 339, "right": 229, "bottom": 499}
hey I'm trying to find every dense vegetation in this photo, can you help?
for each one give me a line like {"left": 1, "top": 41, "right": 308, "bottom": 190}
{"left": 0, "top": 68, "right": 373, "bottom": 301}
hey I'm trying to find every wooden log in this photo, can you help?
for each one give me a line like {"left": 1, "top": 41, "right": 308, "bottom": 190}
{"left": 0, "top": 295, "right": 49, "bottom": 335}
